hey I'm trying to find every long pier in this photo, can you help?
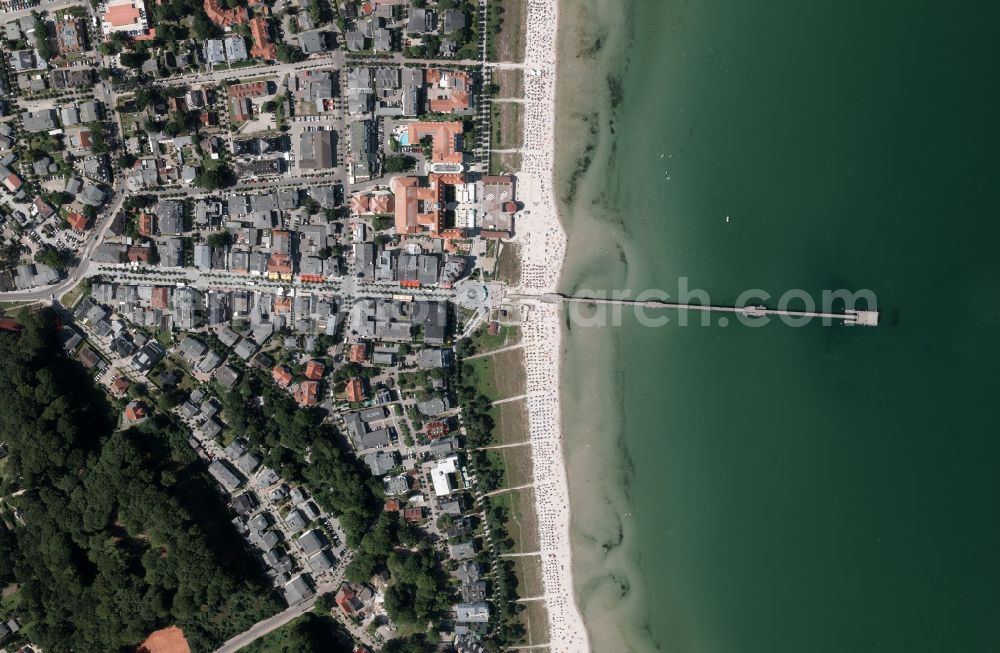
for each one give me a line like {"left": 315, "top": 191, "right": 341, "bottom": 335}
{"left": 511, "top": 293, "right": 879, "bottom": 326}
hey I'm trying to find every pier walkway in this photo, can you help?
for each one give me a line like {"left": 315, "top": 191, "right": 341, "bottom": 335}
{"left": 510, "top": 293, "right": 879, "bottom": 326}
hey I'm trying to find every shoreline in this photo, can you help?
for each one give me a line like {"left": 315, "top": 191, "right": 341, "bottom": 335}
{"left": 509, "top": 0, "right": 590, "bottom": 649}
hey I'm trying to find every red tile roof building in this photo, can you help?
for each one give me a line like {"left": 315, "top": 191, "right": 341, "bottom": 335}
{"left": 204, "top": 0, "right": 247, "bottom": 27}
{"left": 426, "top": 69, "right": 473, "bottom": 113}
{"left": 267, "top": 253, "right": 293, "bottom": 277}
{"left": 403, "top": 507, "right": 424, "bottom": 523}
{"left": 249, "top": 16, "right": 277, "bottom": 60}
{"left": 294, "top": 380, "right": 319, "bottom": 406}
{"left": 272, "top": 365, "right": 293, "bottom": 387}
{"left": 350, "top": 193, "right": 370, "bottom": 215}
{"left": 407, "top": 121, "right": 464, "bottom": 164}
{"left": 151, "top": 286, "right": 169, "bottom": 309}
{"left": 138, "top": 213, "right": 155, "bottom": 236}
{"left": 370, "top": 193, "right": 393, "bottom": 215}
{"left": 349, "top": 343, "right": 368, "bottom": 364}
{"left": 110, "top": 375, "right": 131, "bottom": 397}
{"left": 425, "top": 421, "right": 448, "bottom": 439}
{"left": 345, "top": 377, "right": 364, "bottom": 402}
{"left": 3, "top": 173, "right": 23, "bottom": 192}
{"left": 66, "top": 211, "right": 90, "bottom": 232}
{"left": 273, "top": 296, "right": 292, "bottom": 313}
{"left": 127, "top": 245, "right": 151, "bottom": 262}
{"left": 304, "top": 359, "right": 325, "bottom": 380}
{"left": 228, "top": 81, "right": 268, "bottom": 99}
{"left": 124, "top": 401, "right": 147, "bottom": 422}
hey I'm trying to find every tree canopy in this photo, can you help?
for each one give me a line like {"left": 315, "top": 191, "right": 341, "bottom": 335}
{"left": 0, "top": 312, "right": 280, "bottom": 652}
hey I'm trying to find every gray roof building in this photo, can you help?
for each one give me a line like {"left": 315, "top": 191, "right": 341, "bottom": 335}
{"left": 60, "top": 106, "right": 80, "bottom": 126}
{"left": 156, "top": 200, "right": 184, "bottom": 234}
{"left": 455, "top": 602, "right": 490, "bottom": 623}
{"left": 283, "top": 574, "right": 314, "bottom": 604}
{"left": 194, "top": 244, "right": 212, "bottom": 270}
{"left": 79, "top": 183, "right": 106, "bottom": 207}
{"left": 364, "top": 450, "right": 397, "bottom": 475}
{"left": 307, "top": 550, "right": 335, "bottom": 573}
{"left": 215, "top": 364, "right": 240, "bottom": 389}
{"left": 359, "top": 427, "right": 391, "bottom": 450}
{"left": 80, "top": 100, "right": 101, "bottom": 122}
{"left": 21, "top": 108, "right": 57, "bottom": 132}
{"left": 9, "top": 49, "right": 40, "bottom": 72}
{"left": 449, "top": 541, "right": 477, "bottom": 561}
{"left": 208, "top": 460, "right": 244, "bottom": 492}
{"left": 417, "top": 397, "right": 449, "bottom": 416}
{"left": 345, "top": 30, "right": 365, "bottom": 51}
{"left": 443, "top": 8, "right": 466, "bottom": 32}
{"left": 360, "top": 406, "right": 386, "bottom": 422}
{"left": 374, "top": 28, "right": 392, "bottom": 52}
{"left": 429, "top": 437, "right": 458, "bottom": 458}
{"left": 233, "top": 338, "right": 258, "bottom": 360}
{"left": 178, "top": 335, "right": 208, "bottom": 361}
{"left": 284, "top": 509, "right": 308, "bottom": 534}
{"left": 298, "top": 529, "right": 327, "bottom": 556}
{"left": 196, "top": 350, "right": 223, "bottom": 373}
{"left": 407, "top": 8, "right": 430, "bottom": 33}
{"left": 299, "top": 30, "right": 330, "bottom": 54}
{"left": 298, "top": 130, "right": 336, "bottom": 169}
{"left": 205, "top": 39, "right": 226, "bottom": 64}
{"left": 224, "top": 36, "right": 248, "bottom": 62}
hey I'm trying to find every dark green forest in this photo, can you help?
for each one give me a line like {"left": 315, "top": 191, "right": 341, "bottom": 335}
{"left": 0, "top": 311, "right": 280, "bottom": 652}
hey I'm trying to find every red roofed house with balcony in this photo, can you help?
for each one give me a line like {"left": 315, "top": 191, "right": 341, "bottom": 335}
{"left": 426, "top": 69, "right": 473, "bottom": 113}
{"left": 66, "top": 211, "right": 90, "bottom": 232}
{"left": 272, "top": 365, "right": 293, "bottom": 387}
{"left": 127, "top": 246, "right": 151, "bottom": 263}
{"left": 124, "top": 401, "right": 147, "bottom": 422}
{"left": 294, "top": 380, "right": 319, "bottom": 406}
{"left": 403, "top": 507, "right": 424, "bottom": 523}
{"left": 273, "top": 296, "right": 292, "bottom": 314}
{"left": 102, "top": 0, "right": 150, "bottom": 37}
{"left": 384, "top": 499, "right": 400, "bottom": 512}
{"left": 304, "top": 359, "right": 325, "bottom": 380}
{"left": 349, "top": 343, "right": 368, "bottom": 364}
{"left": 267, "top": 253, "right": 293, "bottom": 277}
{"left": 425, "top": 421, "right": 448, "bottom": 439}
{"left": 345, "top": 377, "right": 364, "bottom": 402}
{"left": 110, "top": 375, "right": 131, "bottom": 397}
{"left": 335, "top": 586, "right": 363, "bottom": 615}
{"left": 369, "top": 193, "right": 393, "bottom": 215}
{"left": 33, "top": 196, "right": 55, "bottom": 220}
{"left": 3, "top": 173, "right": 23, "bottom": 193}
{"left": 138, "top": 213, "right": 155, "bottom": 236}
{"left": 350, "top": 193, "right": 371, "bottom": 215}
{"left": 150, "top": 286, "right": 169, "bottom": 309}
{"left": 249, "top": 16, "right": 277, "bottom": 60}
{"left": 204, "top": 0, "right": 247, "bottom": 27}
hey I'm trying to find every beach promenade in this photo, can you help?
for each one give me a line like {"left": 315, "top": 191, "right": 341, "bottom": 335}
{"left": 506, "top": 0, "right": 590, "bottom": 649}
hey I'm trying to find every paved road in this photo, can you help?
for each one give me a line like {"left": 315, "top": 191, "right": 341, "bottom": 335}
{"left": 213, "top": 548, "right": 370, "bottom": 652}
{"left": 212, "top": 589, "right": 327, "bottom": 653}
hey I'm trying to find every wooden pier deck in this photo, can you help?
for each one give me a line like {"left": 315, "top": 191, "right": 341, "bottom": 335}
{"left": 511, "top": 293, "right": 879, "bottom": 326}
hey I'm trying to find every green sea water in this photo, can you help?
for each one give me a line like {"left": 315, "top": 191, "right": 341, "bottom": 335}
{"left": 557, "top": 1, "right": 1000, "bottom": 651}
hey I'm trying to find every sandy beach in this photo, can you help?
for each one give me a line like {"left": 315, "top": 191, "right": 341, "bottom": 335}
{"left": 506, "top": 0, "right": 589, "bottom": 649}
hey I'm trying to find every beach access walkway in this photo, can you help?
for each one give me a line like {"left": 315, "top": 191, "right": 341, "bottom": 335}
{"left": 476, "top": 441, "right": 532, "bottom": 451}
{"left": 483, "top": 481, "right": 543, "bottom": 498}
{"left": 466, "top": 342, "right": 525, "bottom": 359}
